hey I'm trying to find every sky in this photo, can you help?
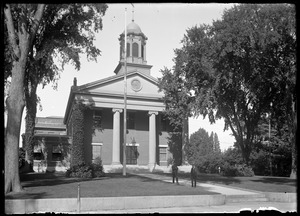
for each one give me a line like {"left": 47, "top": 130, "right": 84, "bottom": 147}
{"left": 17, "top": 3, "right": 236, "bottom": 151}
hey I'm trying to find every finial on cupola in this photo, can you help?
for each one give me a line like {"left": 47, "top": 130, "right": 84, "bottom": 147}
{"left": 73, "top": 77, "right": 77, "bottom": 86}
{"left": 131, "top": 3, "right": 134, "bottom": 22}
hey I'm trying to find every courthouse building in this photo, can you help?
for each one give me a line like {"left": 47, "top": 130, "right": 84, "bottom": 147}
{"left": 33, "top": 20, "right": 187, "bottom": 172}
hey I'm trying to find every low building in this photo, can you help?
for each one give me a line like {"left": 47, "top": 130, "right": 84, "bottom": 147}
{"left": 33, "top": 116, "right": 70, "bottom": 172}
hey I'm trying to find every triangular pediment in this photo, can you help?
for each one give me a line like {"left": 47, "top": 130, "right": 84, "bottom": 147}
{"left": 76, "top": 71, "right": 164, "bottom": 98}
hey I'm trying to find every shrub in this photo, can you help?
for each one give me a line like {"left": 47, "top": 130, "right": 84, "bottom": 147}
{"left": 195, "top": 153, "right": 223, "bottom": 174}
{"left": 65, "top": 162, "right": 93, "bottom": 178}
{"left": 220, "top": 163, "right": 254, "bottom": 177}
{"left": 236, "top": 164, "right": 255, "bottom": 177}
{"left": 220, "top": 162, "right": 238, "bottom": 176}
{"left": 65, "top": 157, "right": 105, "bottom": 178}
{"left": 91, "top": 157, "right": 105, "bottom": 178}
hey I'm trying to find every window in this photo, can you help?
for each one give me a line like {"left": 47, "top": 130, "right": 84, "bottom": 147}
{"left": 92, "top": 143, "right": 102, "bottom": 161}
{"left": 93, "top": 110, "right": 102, "bottom": 129}
{"left": 141, "top": 45, "right": 144, "bottom": 58}
{"left": 127, "top": 112, "right": 135, "bottom": 129}
{"left": 33, "top": 144, "right": 44, "bottom": 160}
{"left": 34, "top": 152, "right": 44, "bottom": 160}
{"left": 52, "top": 145, "right": 62, "bottom": 161}
{"left": 126, "top": 43, "right": 130, "bottom": 57}
{"left": 159, "top": 147, "right": 167, "bottom": 162}
{"left": 132, "top": 43, "right": 139, "bottom": 57}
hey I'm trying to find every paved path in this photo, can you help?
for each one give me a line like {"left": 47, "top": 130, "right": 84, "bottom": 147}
{"left": 134, "top": 172, "right": 262, "bottom": 195}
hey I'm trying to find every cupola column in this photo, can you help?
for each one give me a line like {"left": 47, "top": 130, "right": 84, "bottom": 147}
{"left": 143, "top": 43, "right": 147, "bottom": 62}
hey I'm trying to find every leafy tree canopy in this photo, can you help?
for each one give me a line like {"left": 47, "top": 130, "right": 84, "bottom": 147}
{"left": 5, "top": 4, "right": 108, "bottom": 88}
{"left": 159, "top": 4, "right": 296, "bottom": 165}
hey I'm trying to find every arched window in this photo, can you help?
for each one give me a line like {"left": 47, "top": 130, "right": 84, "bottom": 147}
{"left": 141, "top": 45, "right": 144, "bottom": 59}
{"left": 132, "top": 42, "right": 139, "bottom": 57}
{"left": 126, "top": 43, "right": 130, "bottom": 57}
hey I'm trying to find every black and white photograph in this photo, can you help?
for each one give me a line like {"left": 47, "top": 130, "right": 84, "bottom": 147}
{"left": 4, "top": 3, "right": 296, "bottom": 214}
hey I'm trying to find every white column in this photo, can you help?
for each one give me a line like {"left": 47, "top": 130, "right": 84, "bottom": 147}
{"left": 148, "top": 111, "right": 158, "bottom": 171}
{"left": 112, "top": 108, "right": 123, "bottom": 165}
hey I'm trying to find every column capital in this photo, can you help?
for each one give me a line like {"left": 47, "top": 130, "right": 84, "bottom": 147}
{"left": 112, "top": 108, "right": 123, "bottom": 113}
{"left": 148, "top": 111, "right": 158, "bottom": 116}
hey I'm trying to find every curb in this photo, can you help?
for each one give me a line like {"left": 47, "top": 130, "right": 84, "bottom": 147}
{"left": 264, "top": 192, "right": 297, "bottom": 203}
{"left": 5, "top": 194, "right": 226, "bottom": 214}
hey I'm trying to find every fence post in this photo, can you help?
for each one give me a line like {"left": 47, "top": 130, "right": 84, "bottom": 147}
{"left": 77, "top": 183, "right": 81, "bottom": 214}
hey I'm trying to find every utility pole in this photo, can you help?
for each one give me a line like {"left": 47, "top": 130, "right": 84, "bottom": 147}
{"left": 123, "top": 7, "right": 127, "bottom": 176}
{"left": 269, "top": 102, "right": 273, "bottom": 176}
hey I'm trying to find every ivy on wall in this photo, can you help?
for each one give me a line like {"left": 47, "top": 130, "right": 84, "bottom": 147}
{"left": 70, "top": 102, "right": 87, "bottom": 167}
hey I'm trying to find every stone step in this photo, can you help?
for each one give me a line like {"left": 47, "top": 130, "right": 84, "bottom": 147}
{"left": 226, "top": 194, "right": 269, "bottom": 203}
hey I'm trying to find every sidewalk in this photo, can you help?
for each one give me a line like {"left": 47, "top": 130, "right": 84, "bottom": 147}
{"left": 134, "top": 172, "right": 263, "bottom": 195}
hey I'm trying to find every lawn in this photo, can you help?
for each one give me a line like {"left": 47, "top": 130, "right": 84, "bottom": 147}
{"left": 173, "top": 172, "right": 297, "bottom": 193}
{"left": 5, "top": 172, "right": 218, "bottom": 200}
{"left": 5, "top": 171, "right": 297, "bottom": 200}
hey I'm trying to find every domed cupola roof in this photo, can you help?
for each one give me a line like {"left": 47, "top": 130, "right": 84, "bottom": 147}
{"left": 127, "top": 21, "right": 142, "bottom": 34}
{"left": 121, "top": 21, "right": 147, "bottom": 40}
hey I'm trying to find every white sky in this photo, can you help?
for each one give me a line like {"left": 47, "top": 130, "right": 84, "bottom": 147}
{"left": 17, "top": 3, "right": 236, "bottom": 151}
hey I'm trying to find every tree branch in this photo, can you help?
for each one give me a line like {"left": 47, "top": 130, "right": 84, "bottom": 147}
{"left": 4, "top": 4, "right": 20, "bottom": 61}
{"left": 29, "top": 4, "right": 45, "bottom": 48}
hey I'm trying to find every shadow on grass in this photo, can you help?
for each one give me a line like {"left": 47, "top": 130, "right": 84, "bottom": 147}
{"left": 134, "top": 175, "right": 170, "bottom": 183}
{"left": 251, "top": 177, "right": 297, "bottom": 186}
{"left": 19, "top": 172, "right": 139, "bottom": 188}
{"left": 153, "top": 172, "right": 242, "bottom": 185}
{"left": 5, "top": 191, "right": 48, "bottom": 200}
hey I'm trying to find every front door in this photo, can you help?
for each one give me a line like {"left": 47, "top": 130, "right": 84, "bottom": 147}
{"left": 126, "top": 146, "right": 138, "bottom": 165}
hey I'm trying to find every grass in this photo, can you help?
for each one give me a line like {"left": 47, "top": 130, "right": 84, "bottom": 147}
{"left": 174, "top": 172, "right": 297, "bottom": 193}
{"left": 5, "top": 172, "right": 218, "bottom": 200}
{"left": 5, "top": 171, "right": 297, "bottom": 200}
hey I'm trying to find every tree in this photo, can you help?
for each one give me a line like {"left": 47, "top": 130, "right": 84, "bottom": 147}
{"left": 158, "top": 48, "right": 195, "bottom": 165}
{"left": 213, "top": 132, "right": 221, "bottom": 153}
{"left": 21, "top": 3, "right": 107, "bottom": 171}
{"left": 186, "top": 128, "right": 222, "bottom": 173}
{"left": 209, "top": 132, "right": 214, "bottom": 153}
{"left": 250, "top": 115, "right": 292, "bottom": 176}
{"left": 186, "top": 128, "right": 211, "bottom": 164}
{"left": 4, "top": 4, "right": 45, "bottom": 194}
{"left": 159, "top": 4, "right": 296, "bottom": 169}
{"left": 4, "top": 3, "right": 107, "bottom": 194}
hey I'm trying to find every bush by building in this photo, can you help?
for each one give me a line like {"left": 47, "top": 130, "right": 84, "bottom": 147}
{"left": 65, "top": 156, "right": 105, "bottom": 178}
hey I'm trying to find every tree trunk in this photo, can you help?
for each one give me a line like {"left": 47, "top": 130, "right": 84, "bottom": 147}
{"left": 5, "top": 61, "right": 27, "bottom": 194}
{"left": 290, "top": 148, "right": 296, "bottom": 179}
{"left": 4, "top": 3, "right": 45, "bottom": 194}
{"left": 289, "top": 100, "right": 297, "bottom": 179}
{"left": 24, "top": 83, "right": 38, "bottom": 172}
{"left": 181, "top": 117, "right": 189, "bottom": 165}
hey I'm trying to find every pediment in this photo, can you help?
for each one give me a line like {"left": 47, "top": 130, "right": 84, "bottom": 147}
{"left": 76, "top": 71, "right": 164, "bottom": 98}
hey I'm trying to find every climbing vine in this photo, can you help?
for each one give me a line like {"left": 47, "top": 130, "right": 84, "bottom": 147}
{"left": 70, "top": 102, "right": 86, "bottom": 167}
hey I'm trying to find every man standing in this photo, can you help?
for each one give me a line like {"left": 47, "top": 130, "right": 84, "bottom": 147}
{"left": 172, "top": 161, "right": 179, "bottom": 184}
{"left": 191, "top": 165, "right": 197, "bottom": 187}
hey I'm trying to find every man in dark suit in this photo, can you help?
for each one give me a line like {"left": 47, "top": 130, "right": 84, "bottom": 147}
{"left": 191, "top": 165, "right": 197, "bottom": 187}
{"left": 172, "top": 162, "right": 179, "bottom": 184}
